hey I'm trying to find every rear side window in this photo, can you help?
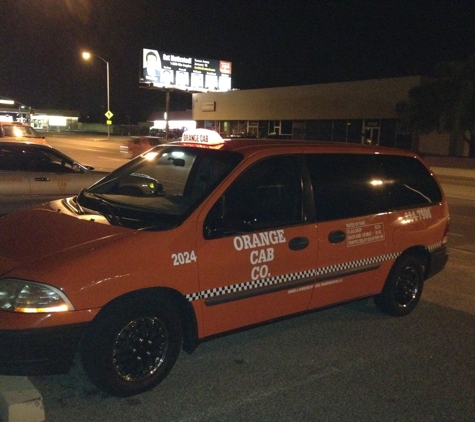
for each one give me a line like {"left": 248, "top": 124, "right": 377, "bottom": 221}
{"left": 306, "top": 153, "right": 442, "bottom": 222}
{"left": 380, "top": 155, "right": 442, "bottom": 210}
{"left": 306, "top": 154, "right": 387, "bottom": 222}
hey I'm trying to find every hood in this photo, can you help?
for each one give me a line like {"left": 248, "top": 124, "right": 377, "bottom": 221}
{"left": 0, "top": 205, "right": 132, "bottom": 277}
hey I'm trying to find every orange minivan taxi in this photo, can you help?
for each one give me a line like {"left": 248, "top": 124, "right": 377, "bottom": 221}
{"left": 0, "top": 129, "right": 449, "bottom": 397}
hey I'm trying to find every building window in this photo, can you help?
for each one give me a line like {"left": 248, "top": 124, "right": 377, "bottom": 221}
{"left": 281, "top": 120, "right": 293, "bottom": 135}
{"left": 333, "top": 120, "right": 347, "bottom": 142}
{"left": 347, "top": 120, "right": 363, "bottom": 144}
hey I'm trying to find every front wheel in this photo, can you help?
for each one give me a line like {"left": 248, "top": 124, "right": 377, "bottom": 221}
{"left": 374, "top": 255, "right": 425, "bottom": 317}
{"left": 80, "top": 295, "right": 182, "bottom": 397}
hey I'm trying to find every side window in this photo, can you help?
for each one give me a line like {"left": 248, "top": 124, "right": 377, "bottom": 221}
{"left": 381, "top": 155, "right": 442, "bottom": 209}
{"left": 204, "top": 155, "right": 304, "bottom": 239}
{"left": 0, "top": 146, "right": 19, "bottom": 170}
{"left": 306, "top": 154, "right": 386, "bottom": 222}
{"left": 0, "top": 145, "right": 36, "bottom": 171}
{"left": 0, "top": 147, "right": 75, "bottom": 173}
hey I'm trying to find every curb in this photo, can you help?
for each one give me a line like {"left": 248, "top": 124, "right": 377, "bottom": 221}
{"left": 0, "top": 376, "right": 44, "bottom": 422}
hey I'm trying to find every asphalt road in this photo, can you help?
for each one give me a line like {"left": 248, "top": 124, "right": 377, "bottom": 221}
{"left": 45, "top": 132, "right": 129, "bottom": 172}
{"left": 12, "top": 134, "right": 475, "bottom": 421}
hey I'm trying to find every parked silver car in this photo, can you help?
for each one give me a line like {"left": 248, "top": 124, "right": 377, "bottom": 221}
{"left": 0, "top": 141, "right": 109, "bottom": 215}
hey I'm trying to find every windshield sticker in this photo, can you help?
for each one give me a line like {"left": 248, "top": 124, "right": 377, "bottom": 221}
{"left": 346, "top": 221, "right": 385, "bottom": 247}
{"left": 233, "top": 229, "right": 286, "bottom": 281}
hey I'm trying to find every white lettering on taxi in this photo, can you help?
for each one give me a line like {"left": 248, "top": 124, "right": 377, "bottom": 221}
{"left": 171, "top": 250, "right": 197, "bottom": 266}
{"left": 402, "top": 208, "right": 432, "bottom": 224}
{"left": 288, "top": 278, "right": 343, "bottom": 295}
{"left": 233, "top": 229, "right": 286, "bottom": 251}
{"left": 233, "top": 229, "right": 286, "bottom": 281}
{"left": 346, "top": 220, "right": 385, "bottom": 247}
{"left": 250, "top": 248, "right": 274, "bottom": 264}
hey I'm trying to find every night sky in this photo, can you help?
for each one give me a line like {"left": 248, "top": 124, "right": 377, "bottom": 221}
{"left": 2, "top": 0, "right": 475, "bottom": 124}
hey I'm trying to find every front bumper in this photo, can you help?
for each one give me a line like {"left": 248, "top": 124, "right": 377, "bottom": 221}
{"left": 0, "top": 323, "right": 87, "bottom": 375}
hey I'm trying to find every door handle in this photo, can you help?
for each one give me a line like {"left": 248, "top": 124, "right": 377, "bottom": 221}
{"left": 328, "top": 230, "right": 346, "bottom": 244}
{"left": 288, "top": 236, "right": 309, "bottom": 251}
{"left": 34, "top": 177, "right": 51, "bottom": 182}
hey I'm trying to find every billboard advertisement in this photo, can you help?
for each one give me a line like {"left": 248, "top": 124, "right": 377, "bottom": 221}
{"left": 140, "top": 49, "right": 232, "bottom": 92}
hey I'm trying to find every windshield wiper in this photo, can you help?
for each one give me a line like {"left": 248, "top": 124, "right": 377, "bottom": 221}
{"left": 81, "top": 191, "right": 123, "bottom": 226}
{"left": 96, "top": 195, "right": 123, "bottom": 227}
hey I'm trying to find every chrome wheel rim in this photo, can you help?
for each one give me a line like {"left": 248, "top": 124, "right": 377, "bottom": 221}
{"left": 394, "top": 266, "right": 419, "bottom": 307}
{"left": 112, "top": 316, "right": 168, "bottom": 381}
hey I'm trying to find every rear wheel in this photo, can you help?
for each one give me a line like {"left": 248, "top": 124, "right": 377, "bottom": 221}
{"left": 374, "top": 255, "right": 425, "bottom": 316}
{"left": 80, "top": 295, "right": 182, "bottom": 397}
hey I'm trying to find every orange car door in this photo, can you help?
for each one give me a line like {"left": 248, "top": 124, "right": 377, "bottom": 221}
{"left": 304, "top": 153, "right": 391, "bottom": 309}
{"left": 196, "top": 155, "right": 317, "bottom": 337}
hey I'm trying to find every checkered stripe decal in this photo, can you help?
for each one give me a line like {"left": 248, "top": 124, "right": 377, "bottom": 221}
{"left": 185, "top": 252, "right": 401, "bottom": 303}
{"left": 427, "top": 241, "right": 444, "bottom": 251}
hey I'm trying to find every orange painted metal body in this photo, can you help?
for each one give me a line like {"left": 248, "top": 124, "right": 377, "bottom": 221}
{"left": 0, "top": 139, "right": 449, "bottom": 343}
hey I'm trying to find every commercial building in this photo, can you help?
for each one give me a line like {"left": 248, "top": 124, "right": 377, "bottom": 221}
{"left": 0, "top": 99, "right": 79, "bottom": 132}
{"left": 191, "top": 76, "right": 457, "bottom": 156}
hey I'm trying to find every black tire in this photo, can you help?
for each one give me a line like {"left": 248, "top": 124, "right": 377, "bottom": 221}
{"left": 374, "top": 255, "right": 425, "bottom": 317}
{"left": 80, "top": 294, "right": 182, "bottom": 397}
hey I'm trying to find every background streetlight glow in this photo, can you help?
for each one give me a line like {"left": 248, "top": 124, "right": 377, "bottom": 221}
{"left": 81, "top": 51, "right": 111, "bottom": 139}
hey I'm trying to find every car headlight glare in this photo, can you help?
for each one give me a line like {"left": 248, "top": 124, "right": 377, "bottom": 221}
{"left": 0, "top": 279, "right": 74, "bottom": 313}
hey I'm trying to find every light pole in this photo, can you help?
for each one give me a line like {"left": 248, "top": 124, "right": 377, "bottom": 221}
{"left": 82, "top": 51, "right": 111, "bottom": 139}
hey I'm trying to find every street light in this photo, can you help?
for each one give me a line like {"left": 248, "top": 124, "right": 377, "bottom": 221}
{"left": 82, "top": 51, "right": 111, "bottom": 139}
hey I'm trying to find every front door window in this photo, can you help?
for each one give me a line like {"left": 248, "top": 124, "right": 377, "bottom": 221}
{"left": 197, "top": 155, "right": 317, "bottom": 336}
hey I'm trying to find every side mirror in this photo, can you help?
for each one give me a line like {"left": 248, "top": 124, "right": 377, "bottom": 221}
{"left": 73, "top": 162, "right": 94, "bottom": 173}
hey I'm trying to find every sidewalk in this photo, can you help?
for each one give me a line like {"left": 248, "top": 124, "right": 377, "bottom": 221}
{"left": 422, "top": 155, "right": 475, "bottom": 170}
{"left": 431, "top": 166, "right": 475, "bottom": 180}
{"left": 423, "top": 155, "right": 475, "bottom": 181}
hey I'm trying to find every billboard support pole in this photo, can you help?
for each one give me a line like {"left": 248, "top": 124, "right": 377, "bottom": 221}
{"left": 165, "top": 89, "right": 170, "bottom": 141}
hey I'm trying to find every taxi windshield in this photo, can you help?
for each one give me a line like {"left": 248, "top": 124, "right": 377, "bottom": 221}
{"left": 77, "top": 146, "right": 242, "bottom": 230}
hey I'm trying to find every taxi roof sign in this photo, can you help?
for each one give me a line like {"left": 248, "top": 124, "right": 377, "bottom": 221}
{"left": 181, "top": 129, "right": 224, "bottom": 145}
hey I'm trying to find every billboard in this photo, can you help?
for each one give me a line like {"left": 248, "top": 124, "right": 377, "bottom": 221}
{"left": 140, "top": 49, "right": 232, "bottom": 92}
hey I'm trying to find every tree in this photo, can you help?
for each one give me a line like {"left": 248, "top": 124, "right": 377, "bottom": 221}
{"left": 397, "top": 56, "right": 475, "bottom": 157}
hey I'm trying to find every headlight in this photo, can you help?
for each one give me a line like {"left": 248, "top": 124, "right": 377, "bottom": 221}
{"left": 0, "top": 279, "right": 74, "bottom": 313}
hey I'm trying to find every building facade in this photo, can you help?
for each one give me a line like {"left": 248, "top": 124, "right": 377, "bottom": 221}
{"left": 191, "top": 75, "right": 451, "bottom": 154}
{"left": 0, "top": 100, "right": 80, "bottom": 132}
